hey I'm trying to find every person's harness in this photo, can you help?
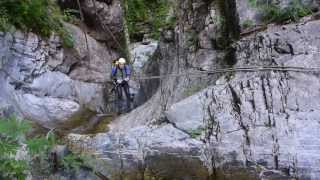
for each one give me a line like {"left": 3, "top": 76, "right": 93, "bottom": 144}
{"left": 112, "top": 65, "right": 130, "bottom": 81}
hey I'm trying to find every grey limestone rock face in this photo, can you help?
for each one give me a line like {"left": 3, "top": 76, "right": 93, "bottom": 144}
{"left": 58, "top": 0, "right": 125, "bottom": 48}
{"left": 2, "top": 0, "right": 320, "bottom": 179}
{"left": 166, "top": 20, "right": 320, "bottom": 179}
{"left": 0, "top": 23, "right": 118, "bottom": 129}
{"left": 130, "top": 40, "right": 160, "bottom": 106}
{"left": 66, "top": 124, "right": 205, "bottom": 178}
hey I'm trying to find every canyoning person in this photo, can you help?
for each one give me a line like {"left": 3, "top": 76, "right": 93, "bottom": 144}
{"left": 111, "top": 58, "right": 132, "bottom": 113}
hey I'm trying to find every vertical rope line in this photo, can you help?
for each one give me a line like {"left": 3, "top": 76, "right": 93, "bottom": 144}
{"left": 76, "top": 0, "right": 91, "bottom": 63}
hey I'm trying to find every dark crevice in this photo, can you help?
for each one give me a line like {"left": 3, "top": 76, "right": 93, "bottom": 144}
{"left": 165, "top": 119, "right": 200, "bottom": 139}
{"left": 229, "top": 84, "right": 241, "bottom": 114}
{"left": 225, "top": 46, "right": 237, "bottom": 66}
{"left": 265, "top": 75, "right": 276, "bottom": 127}
{"left": 229, "top": 84, "right": 250, "bottom": 146}
{"left": 205, "top": 106, "right": 220, "bottom": 142}
{"left": 272, "top": 135, "right": 280, "bottom": 170}
{"left": 66, "top": 61, "right": 81, "bottom": 75}
{"left": 217, "top": 0, "right": 240, "bottom": 41}
{"left": 216, "top": 0, "right": 240, "bottom": 66}
{"left": 260, "top": 75, "right": 273, "bottom": 127}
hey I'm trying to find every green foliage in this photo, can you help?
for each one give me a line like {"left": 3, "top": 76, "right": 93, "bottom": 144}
{"left": 62, "top": 154, "right": 86, "bottom": 172}
{"left": 248, "top": 0, "right": 258, "bottom": 7}
{"left": 186, "top": 30, "right": 199, "bottom": 50}
{"left": 183, "top": 82, "right": 204, "bottom": 97}
{"left": 0, "top": 117, "right": 30, "bottom": 158}
{"left": 0, "top": 159, "right": 29, "bottom": 180}
{"left": 0, "top": 0, "right": 74, "bottom": 47}
{"left": 260, "top": 3, "right": 283, "bottom": 23}
{"left": 0, "top": 117, "right": 96, "bottom": 179}
{"left": 26, "top": 137, "right": 51, "bottom": 155}
{"left": 249, "top": 0, "right": 312, "bottom": 23}
{"left": 242, "top": 19, "right": 255, "bottom": 29}
{"left": 0, "top": 8, "right": 10, "bottom": 32}
{"left": 214, "top": 15, "right": 226, "bottom": 27}
{"left": 0, "top": 117, "right": 60, "bottom": 179}
{"left": 27, "top": 130, "right": 60, "bottom": 176}
{"left": 59, "top": 28, "right": 75, "bottom": 48}
{"left": 0, "top": 117, "right": 31, "bottom": 179}
{"left": 124, "top": 0, "right": 172, "bottom": 40}
{"left": 165, "top": 16, "right": 177, "bottom": 29}
{"left": 63, "top": 9, "right": 80, "bottom": 24}
{"left": 61, "top": 153, "right": 98, "bottom": 174}
{"left": 187, "top": 127, "right": 205, "bottom": 139}
{"left": 289, "top": 0, "right": 313, "bottom": 17}
{"left": 0, "top": 116, "right": 30, "bottom": 139}
{"left": 0, "top": 135, "right": 19, "bottom": 155}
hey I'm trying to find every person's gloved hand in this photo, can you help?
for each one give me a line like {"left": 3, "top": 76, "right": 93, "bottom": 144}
{"left": 124, "top": 77, "right": 130, "bottom": 82}
{"left": 117, "top": 79, "right": 122, "bottom": 84}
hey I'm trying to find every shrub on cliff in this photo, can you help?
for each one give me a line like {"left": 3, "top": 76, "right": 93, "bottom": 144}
{"left": 124, "top": 0, "right": 172, "bottom": 41}
{"left": 0, "top": 0, "right": 73, "bottom": 47}
{"left": 261, "top": 0, "right": 312, "bottom": 23}
{"left": 249, "top": 0, "right": 313, "bottom": 23}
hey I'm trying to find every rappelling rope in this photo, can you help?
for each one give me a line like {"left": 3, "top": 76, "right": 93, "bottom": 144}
{"left": 128, "top": 66, "right": 320, "bottom": 81}
{"left": 91, "top": 0, "right": 127, "bottom": 56}
{"left": 76, "top": 0, "right": 91, "bottom": 62}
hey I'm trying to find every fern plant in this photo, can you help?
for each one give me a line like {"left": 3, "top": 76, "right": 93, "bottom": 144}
{"left": 0, "top": 117, "right": 31, "bottom": 179}
{"left": 0, "top": 117, "right": 60, "bottom": 179}
{"left": 0, "top": 116, "right": 98, "bottom": 179}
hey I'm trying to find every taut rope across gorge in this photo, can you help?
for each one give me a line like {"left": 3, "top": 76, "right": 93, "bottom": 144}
{"left": 126, "top": 66, "right": 320, "bottom": 81}
{"left": 0, "top": 65, "right": 319, "bottom": 84}
{"left": 99, "top": 65, "right": 320, "bottom": 115}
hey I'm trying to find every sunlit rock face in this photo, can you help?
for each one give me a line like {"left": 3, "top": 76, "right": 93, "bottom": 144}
{"left": 66, "top": 0, "right": 320, "bottom": 179}
{"left": 1, "top": 0, "right": 320, "bottom": 179}
{"left": 0, "top": 23, "right": 119, "bottom": 129}
{"left": 166, "top": 20, "right": 320, "bottom": 179}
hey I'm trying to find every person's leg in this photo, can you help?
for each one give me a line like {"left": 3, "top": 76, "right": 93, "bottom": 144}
{"left": 123, "top": 82, "right": 131, "bottom": 111}
{"left": 116, "top": 85, "right": 123, "bottom": 113}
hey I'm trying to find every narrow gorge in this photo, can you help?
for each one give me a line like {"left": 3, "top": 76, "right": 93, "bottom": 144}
{"left": 1, "top": 0, "right": 320, "bottom": 179}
